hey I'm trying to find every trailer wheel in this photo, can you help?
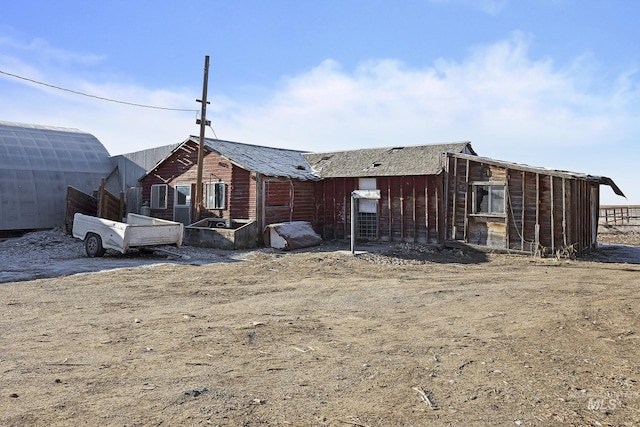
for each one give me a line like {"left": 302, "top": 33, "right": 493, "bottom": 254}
{"left": 85, "top": 233, "right": 106, "bottom": 257}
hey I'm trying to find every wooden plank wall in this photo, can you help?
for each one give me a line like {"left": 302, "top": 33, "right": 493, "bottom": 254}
{"left": 230, "top": 168, "right": 252, "bottom": 219}
{"left": 140, "top": 141, "right": 235, "bottom": 221}
{"left": 262, "top": 177, "right": 318, "bottom": 229}
{"left": 64, "top": 186, "right": 98, "bottom": 234}
{"left": 447, "top": 154, "right": 600, "bottom": 255}
{"left": 317, "top": 175, "right": 441, "bottom": 243}
{"left": 97, "top": 178, "right": 125, "bottom": 222}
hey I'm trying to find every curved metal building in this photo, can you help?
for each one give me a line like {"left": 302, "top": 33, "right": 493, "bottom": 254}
{"left": 0, "top": 121, "right": 114, "bottom": 231}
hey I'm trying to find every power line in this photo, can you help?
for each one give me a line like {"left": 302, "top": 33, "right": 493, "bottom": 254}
{"left": 0, "top": 69, "right": 199, "bottom": 112}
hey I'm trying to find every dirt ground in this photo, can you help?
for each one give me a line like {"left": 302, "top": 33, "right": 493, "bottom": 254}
{"left": 1, "top": 228, "right": 640, "bottom": 426}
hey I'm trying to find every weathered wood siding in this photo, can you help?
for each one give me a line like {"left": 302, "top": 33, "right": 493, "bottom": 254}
{"left": 316, "top": 175, "right": 442, "bottom": 243}
{"left": 140, "top": 141, "right": 318, "bottom": 234}
{"left": 260, "top": 177, "right": 318, "bottom": 231}
{"left": 64, "top": 186, "right": 98, "bottom": 234}
{"left": 140, "top": 141, "right": 233, "bottom": 222}
{"left": 446, "top": 154, "right": 601, "bottom": 255}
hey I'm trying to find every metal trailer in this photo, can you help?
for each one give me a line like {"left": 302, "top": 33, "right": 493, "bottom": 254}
{"left": 72, "top": 213, "right": 184, "bottom": 257}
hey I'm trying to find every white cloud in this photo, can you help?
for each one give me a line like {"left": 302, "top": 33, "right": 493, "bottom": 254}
{"left": 214, "top": 33, "right": 638, "bottom": 203}
{"left": 0, "top": 32, "right": 637, "bottom": 203}
{"left": 218, "top": 33, "right": 637, "bottom": 153}
{"left": 0, "top": 35, "right": 105, "bottom": 65}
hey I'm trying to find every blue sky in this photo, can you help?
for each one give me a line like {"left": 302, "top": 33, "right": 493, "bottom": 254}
{"left": 0, "top": 0, "right": 638, "bottom": 204}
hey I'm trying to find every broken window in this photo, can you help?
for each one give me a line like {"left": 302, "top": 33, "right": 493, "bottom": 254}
{"left": 474, "top": 184, "right": 505, "bottom": 214}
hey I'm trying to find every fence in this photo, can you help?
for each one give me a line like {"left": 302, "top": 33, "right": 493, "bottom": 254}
{"left": 599, "top": 205, "right": 640, "bottom": 226}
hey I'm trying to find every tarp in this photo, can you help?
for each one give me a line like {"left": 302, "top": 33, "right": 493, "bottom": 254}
{"left": 263, "top": 221, "right": 322, "bottom": 250}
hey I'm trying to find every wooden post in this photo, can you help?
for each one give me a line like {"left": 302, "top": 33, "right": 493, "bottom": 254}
{"left": 425, "top": 183, "right": 430, "bottom": 243}
{"left": 521, "top": 171, "right": 525, "bottom": 251}
{"left": 562, "top": 178, "right": 567, "bottom": 247}
{"left": 504, "top": 167, "right": 509, "bottom": 249}
{"left": 535, "top": 173, "right": 540, "bottom": 252}
{"left": 388, "top": 182, "right": 392, "bottom": 241}
{"left": 350, "top": 193, "right": 356, "bottom": 254}
{"left": 452, "top": 158, "right": 458, "bottom": 239}
{"left": 412, "top": 176, "right": 417, "bottom": 243}
{"left": 550, "top": 175, "right": 555, "bottom": 254}
{"left": 195, "top": 55, "right": 210, "bottom": 222}
{"left": 463, "top": 159, "right": 469, "bottom": 242}
{"left": 399, "top": 179, "right": 404, "bottom": 241}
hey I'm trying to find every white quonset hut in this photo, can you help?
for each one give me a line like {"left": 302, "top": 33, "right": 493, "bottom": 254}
{"left": 0, "top": 121, "right": 114, "bottom": 231}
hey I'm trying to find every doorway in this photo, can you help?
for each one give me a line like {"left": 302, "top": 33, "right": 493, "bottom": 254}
{"left": 357, "top": 178, "right": 378, "bottom": 239}
{"left": 173, "top": 184, "right": 192, "bottom": 225}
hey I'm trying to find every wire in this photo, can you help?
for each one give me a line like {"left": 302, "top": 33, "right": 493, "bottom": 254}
{"left": 207, "top": 124, "right": 219, "bottom": 140}
{"left": 0, "top": 69, "right": 199, "bottom": 112}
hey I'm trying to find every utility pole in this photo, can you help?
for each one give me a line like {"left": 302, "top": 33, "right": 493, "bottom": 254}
{"left": 195, "top": 55, "right": 210, "bottom": 221}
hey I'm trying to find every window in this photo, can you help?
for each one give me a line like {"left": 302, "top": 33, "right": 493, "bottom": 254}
{"left": 174, "top": 185, "right": 191, "bottom": 206}
{"left": 206, "top": 182, "right": 226, "bottom": 209}
{"left": 357, "top": 178, "right": 378, "bottom": 239}
{"left": 474, "top": 184, "right": 505, "bottom": 214}
{"left": 357, "top": 212, "right": 378, "bottom": 239}
{"left": 150, "top": 184, "right": 168, "bottom": 209}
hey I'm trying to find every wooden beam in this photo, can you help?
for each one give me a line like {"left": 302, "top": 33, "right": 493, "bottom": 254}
{"left": 412, "top": 176, "right": 417, "bottom": 243}
{"left": 399, "top": 178, "right": 405, "bottom": 241}
{"left": 452, "top": 158, "right": 458, "bottom": 239}
{"left": 562, "top": 177, "right": 567, "bottom": 247}
{"left": 388, "top": 180, "right": 393, "bottom": 241}
{"left": 550, "top": 175, "right": 555, "bottom": 253}
{"left": 436, "top": 173, "right": 441, "bottom": 242}
{"left": 535, "top": 173, "right": 540, "bottom": 251}
{"left": 504, "top": 167, "right": 510, "bottom": 249}
{"left": 425, "top": 182, "right": 430, "bottom": 243}
{"left": 521, "top": 171, "right": 525, "bottom": 251}
{"left": 463, "top": 159, "right": 469, "bottom": 242}
{"left": 343, "top": 179, "right": 347, "bottom": 239}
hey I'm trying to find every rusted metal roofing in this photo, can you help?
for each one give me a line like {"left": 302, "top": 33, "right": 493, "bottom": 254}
{"left": 449, "top": 152, "right": 626, "bottom": 198}
{"left": 303, "top": 142, "right": 475, "bottom": 178}
{"left": 200, "top": 136, "right": 319, "bottom": 181}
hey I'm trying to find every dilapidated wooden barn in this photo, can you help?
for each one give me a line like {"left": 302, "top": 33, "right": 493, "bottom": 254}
{"left": 444, "top": 153, "right": 625, "bottom": 255}
{"left": 303, "top": 142, "right": 476, "bottom": 243}
{"left": 135, "top": 136, "right": 624, "bottom": 255}
{"left": 138, "top": 136, "right": 319, "bottom": 232}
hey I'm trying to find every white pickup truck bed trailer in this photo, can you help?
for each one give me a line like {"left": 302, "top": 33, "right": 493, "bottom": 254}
{"left": 72, "top": 213, "right": 184, "bottom": 257}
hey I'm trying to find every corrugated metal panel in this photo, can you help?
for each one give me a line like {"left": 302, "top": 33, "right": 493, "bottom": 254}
{"left": 0, "top": 121, "right": 113, "bottom": 230}
{"left": 304, "top": 142, "right": 475, "bottom": 178}
{"left": 112, "top": 143, "right": 181, "bottom": 190}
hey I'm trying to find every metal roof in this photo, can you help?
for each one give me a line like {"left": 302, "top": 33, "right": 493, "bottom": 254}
{"left": 303, "top": 142, "right": 475, "bottom": 178}
{"left": 112, "top": 143, "right": 181, "bottom": 191}
{"left": 197, "top": 136, "right": 319, "bottom": 181}
{"left": 449, "top": 152, "right": 626, "bottom": 198}
{"left": 0, "top": 121, "right": 114, "bottom": 230}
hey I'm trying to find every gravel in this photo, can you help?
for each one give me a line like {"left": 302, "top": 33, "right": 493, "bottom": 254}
{"left": 0, "top": 229, "right": 254, "bottom": 283}
{"left": 1, "top": 228, "right": 638, "bottom": 283}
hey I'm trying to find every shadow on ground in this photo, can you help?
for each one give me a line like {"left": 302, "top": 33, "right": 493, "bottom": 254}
{"left": 585, "top": 244, "right": 640, "bottom": 265}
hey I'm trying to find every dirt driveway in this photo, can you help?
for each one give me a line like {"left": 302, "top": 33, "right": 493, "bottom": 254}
{"left": 1, "top": 229, "right": 639, "bottom": 426}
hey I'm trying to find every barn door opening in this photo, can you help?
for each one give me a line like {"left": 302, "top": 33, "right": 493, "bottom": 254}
{"left": 357, "top": 178, "right": 378, "bottom": 239}
{"left": 173, "top": 184, "right": 192, "bottom": 226}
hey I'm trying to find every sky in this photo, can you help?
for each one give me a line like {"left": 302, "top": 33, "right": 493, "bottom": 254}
{"left": 0, "top": 0, "right": 638, "bottom": 204}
